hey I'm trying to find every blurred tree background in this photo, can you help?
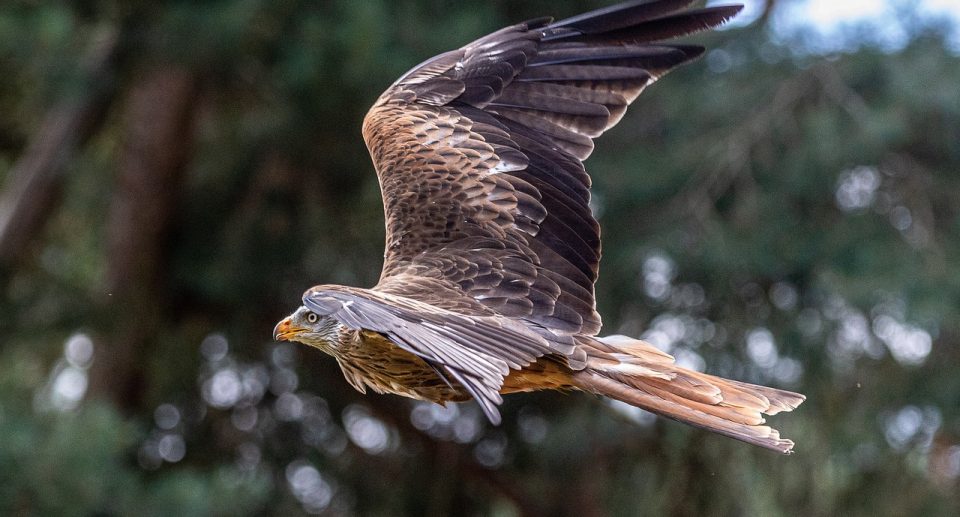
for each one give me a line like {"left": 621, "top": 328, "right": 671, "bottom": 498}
{"left": 1, "top": 0, "right": 959, "bottom": 515}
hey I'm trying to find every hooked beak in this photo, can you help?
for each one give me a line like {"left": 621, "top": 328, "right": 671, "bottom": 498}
{"left": 273, "top": 316, "right": 305, "bottom": 341}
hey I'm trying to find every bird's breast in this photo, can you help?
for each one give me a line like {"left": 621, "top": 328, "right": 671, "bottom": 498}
{"left": 337, "top": 330, "right": 471, "bottom": 403}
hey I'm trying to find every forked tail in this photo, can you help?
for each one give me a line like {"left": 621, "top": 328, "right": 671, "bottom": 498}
{"left": 573, "top": 335, "right": 805, "bottom": 453}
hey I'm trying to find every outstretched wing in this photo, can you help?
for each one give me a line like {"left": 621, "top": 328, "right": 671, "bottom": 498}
{"left": 313, "top": 2, "right": 742, "bottom": 420}
{"left": 363, "top": 1, "right": 742, "bottom": 338}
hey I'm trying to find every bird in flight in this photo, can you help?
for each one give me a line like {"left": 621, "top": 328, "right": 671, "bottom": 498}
{"left": 274, "top": 0, "right": 805, "bottom": 453}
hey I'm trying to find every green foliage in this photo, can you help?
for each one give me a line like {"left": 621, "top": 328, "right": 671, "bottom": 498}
{"left": 1, "top": 1, "right": 959, "bottom": 515}
{"left": 0, "top": 353, "right": 271, "bottom": 516}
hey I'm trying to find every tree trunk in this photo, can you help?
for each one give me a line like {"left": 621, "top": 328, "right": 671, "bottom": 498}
{"left": 88, "top": 65, "right": 196, "bottom": 411}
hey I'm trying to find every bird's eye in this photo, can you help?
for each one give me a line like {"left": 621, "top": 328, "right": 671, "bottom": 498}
{"left": 306, "top": 312, "right": 319, "bottom": 324}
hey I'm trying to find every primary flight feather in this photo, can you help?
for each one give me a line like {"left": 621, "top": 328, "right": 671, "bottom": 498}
{"left": 274, "top": 0, "right": 805, "bottom": 453}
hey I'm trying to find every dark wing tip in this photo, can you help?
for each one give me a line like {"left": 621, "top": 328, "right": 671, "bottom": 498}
{"left": 550, "top": 1, "right": 744, "bottom": 34}
{"left": 696, "top": 4, "right": 745, "bottom": 27}
{"left": 543, "top": 5, "right": 743, "bottom": 45}
{"left": 551, "top": 0, "right": 696, "bottom": 32}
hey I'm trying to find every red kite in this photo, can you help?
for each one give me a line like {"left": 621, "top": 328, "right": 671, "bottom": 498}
{"left": 274, "top": 0, "right": 804, "bottom": 453}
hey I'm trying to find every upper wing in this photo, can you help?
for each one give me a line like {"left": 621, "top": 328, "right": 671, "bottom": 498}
{"left": 362, "top": 1, "right": 742, "bottom": 337}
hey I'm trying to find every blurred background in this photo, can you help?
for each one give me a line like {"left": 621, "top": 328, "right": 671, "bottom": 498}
{"left": 1, "top": 0, "right": 959, "bottom": 515}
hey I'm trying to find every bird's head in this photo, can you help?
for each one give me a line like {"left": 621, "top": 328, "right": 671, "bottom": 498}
{"left": 273, "top": 306, "right": 344, "bottom": 351}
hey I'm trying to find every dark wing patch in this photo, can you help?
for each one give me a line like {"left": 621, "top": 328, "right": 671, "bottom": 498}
{"left": 362, "top": 1, "right": 742, "bottom": 338}
{"left": 303, "top": 285, "right": 580, "bottom": 423}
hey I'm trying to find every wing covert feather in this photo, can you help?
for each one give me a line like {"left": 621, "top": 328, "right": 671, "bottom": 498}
{"left": 362, "top": 1, "right": 742, "bottom": 339}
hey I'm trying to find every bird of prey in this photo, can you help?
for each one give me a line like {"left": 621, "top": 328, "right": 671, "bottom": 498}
{"left": 274, "top": 0, "right": 805, "bottom": 453}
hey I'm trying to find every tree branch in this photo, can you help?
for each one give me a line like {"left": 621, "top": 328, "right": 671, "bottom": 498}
{"left": 0, "top": 28, "right": 119, "bottom": 273}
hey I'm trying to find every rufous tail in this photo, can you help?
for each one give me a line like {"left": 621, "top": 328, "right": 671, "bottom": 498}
{"left": 572, "top": 335, "right": 805, "bottom": 453}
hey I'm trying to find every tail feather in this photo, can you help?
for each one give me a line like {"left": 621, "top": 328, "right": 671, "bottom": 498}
{"left": 574, "top": 335, "right": 805, "bottom": 454}
{"left": 725, "top": 378, "right": 805, "bottom": 415}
